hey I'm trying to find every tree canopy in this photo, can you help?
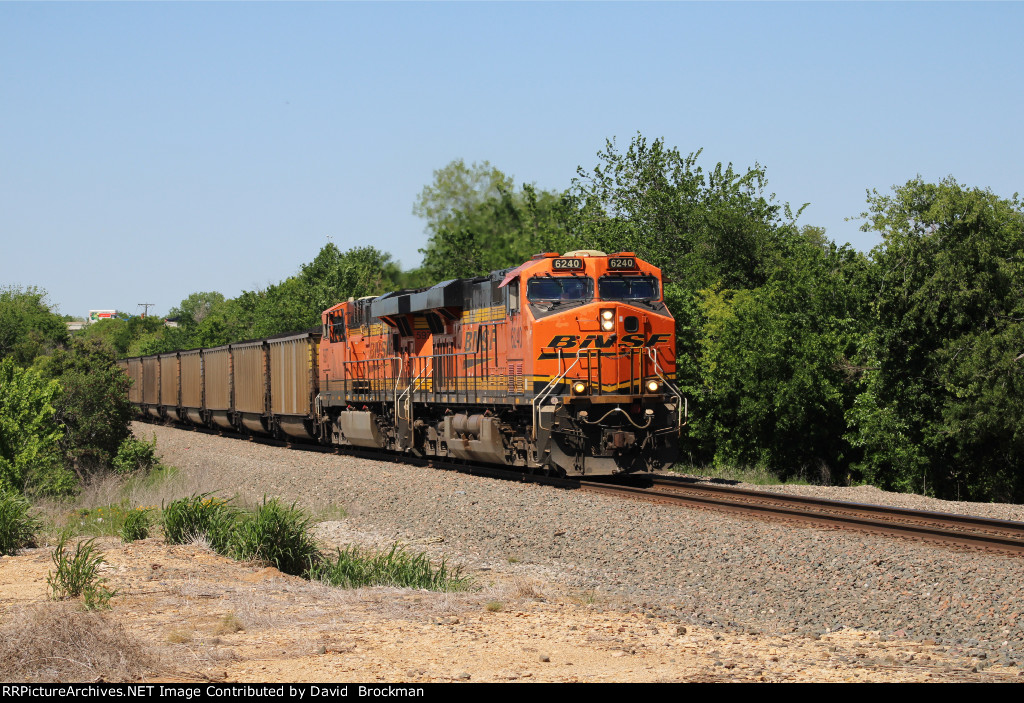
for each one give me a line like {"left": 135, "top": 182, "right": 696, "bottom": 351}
{"left": 0, "top": 287, "right": 69, "bottom": 366}
{"left": 846, "top": 177, "right": 1024, "bottom": 499}
{"left": 415, "top": 160, "right": 569, "bottom": 280}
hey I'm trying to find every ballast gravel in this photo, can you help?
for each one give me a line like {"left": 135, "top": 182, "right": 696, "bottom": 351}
{"left": 140, "top": 422, "right": 1024, "bottom": 670}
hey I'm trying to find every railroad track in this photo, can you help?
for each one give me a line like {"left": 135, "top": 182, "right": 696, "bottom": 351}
{"left": 143, "top": 419, "right": 1024, "bottom": 557}
{"left": 577, "top": 475, "right": 1024, "bottom": 556}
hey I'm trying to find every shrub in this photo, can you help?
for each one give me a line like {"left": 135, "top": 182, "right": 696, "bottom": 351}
{"left": 0, "top": 490, "right": 38, "bottom": 555}
{"left": 162, "top": 494, "right": 236, "bottom": 553}
{"left": 119, "top": 508, "right": 152, "bottom": 542}
{"left": 310, "top": 543, "right": 471, "bottom": 591}
{"left": 112, "top": 435, "right": 160, "bottom": 475}
{"left": 46, "top": 536, "right": 116, "bottom": 610}
{"left": 229, "top": 498, "right": 321, "bottom": 576}
{"left": 37, "top": 338, "right": 133, "bottom": 482}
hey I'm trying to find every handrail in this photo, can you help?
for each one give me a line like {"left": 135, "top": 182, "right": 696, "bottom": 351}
{"left": 531, "top": 348, "right": 582, "bottom": 438}
{"left": 646, "top": 347, "right": 687, "bottom": 429}
{"left": 397, "top": 357, "right": 432, "bottom": 422}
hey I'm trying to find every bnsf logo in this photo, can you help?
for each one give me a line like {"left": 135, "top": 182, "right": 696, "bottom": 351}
{"left": 544, "top": 334, "right": 671, "bottom": 350}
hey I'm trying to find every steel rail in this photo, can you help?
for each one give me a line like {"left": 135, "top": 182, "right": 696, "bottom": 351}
{"left": 580, "top": 477, "right": 1024, "bottom": 556}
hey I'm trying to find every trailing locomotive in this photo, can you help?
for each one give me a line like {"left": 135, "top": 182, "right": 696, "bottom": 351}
{"left": 120, "top": 250, "right": 685, "bottom": 476}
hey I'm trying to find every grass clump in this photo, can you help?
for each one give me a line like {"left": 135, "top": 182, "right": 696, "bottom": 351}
{"left": 119, "top": 507, "right": 153, "bottom": 542}
{"left": 213, "top": 612, "right": 244, "bottom": 635}
{"left": 46, "top": 536, "right": 116, "bottom": 609}
{"left": 310, "top": 543, "right": 471, "bottom": 592}
{"left": 0, "top": 489, "right": 38, "bottom": 555}
{"left": 163, "top": 493, "right": 470, "bottom": 594}
{"left": 230, "top": 498, "right": 320, "bottom": 576}
{"left": 162, "top": 493, "right": 237, "bottom": 553}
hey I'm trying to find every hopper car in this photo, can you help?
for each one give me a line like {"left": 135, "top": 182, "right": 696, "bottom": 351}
{"left": 119, "top": 250, "right": 685, "bottom": 476}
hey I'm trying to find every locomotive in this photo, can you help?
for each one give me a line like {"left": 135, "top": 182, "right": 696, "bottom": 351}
{"left": 121, "top": 250, "right": 685, "bottom": 476}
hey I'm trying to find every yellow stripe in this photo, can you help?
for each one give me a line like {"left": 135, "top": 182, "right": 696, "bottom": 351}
{"left": 460, "top": 306, "right": 506, "bottom": 324}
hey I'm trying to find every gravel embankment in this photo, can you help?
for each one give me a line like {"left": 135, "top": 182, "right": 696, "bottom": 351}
{"left": 140, "top": 422, "right": 1024, "bottom": 670}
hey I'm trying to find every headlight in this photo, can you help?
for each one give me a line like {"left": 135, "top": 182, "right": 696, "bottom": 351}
{"left": 601, "top": 319, "right": 614, "bottom": 331}
{"left": 646, "top": 379, "right": 660, "bottom": 393}
{"left": 572, "top": 381, "right": 588, "bottom": 395}
{"left": 601, "top": 309, "right": 614, "bottom": 320}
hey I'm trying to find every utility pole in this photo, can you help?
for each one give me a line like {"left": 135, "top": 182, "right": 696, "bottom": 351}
{"left": 138, "top": 303, "right": 154, "bottom": 318}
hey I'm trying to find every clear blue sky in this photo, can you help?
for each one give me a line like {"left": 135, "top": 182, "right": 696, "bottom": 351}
{"left": 2, "top": 1, "right": 1021, "bottom": 318}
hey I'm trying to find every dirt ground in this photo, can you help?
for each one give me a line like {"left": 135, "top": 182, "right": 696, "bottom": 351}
{"left": 2, "top": 531, "right": 1019, "bottom": 683}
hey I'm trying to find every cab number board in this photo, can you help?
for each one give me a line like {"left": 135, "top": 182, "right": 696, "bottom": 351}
{"left": 552, "top": 258, "right": 584, "bottom": 270}
{"left": 608, "top": 257, "right": 637, "bottom": 270}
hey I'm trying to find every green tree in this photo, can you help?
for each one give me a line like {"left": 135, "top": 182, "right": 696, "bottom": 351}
{"left": 415, "top": 160, "right": 569, "bottom": 281}
{"left": 298, "top": 244, "right": 402, "bottom": 314}
{"left": 846, "top": 177, "right": 1024, "bottom": 500}
{"left": 35, "top": 338, "right": 133, "bottom": 485}
{"left": 168, "top": 292, "right": 227, "bottom": 329}
{"left": 0, "top": 287, "right": 69, "bottom": 366}
{"left": 0, "top": 358, "right": 67, "bottom": 494}
{"left": 565, "top": 134, "right": 801, "bottom": 291}
{"left": 695, "top": 230, "right": 871, "bottom": 478}
{"left": 413, "top": 159, "right": 515, "bottom": 236}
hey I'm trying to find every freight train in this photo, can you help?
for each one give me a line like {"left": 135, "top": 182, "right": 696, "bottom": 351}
{"left": 119, "top": 250, "right": 685, "bottom": 476}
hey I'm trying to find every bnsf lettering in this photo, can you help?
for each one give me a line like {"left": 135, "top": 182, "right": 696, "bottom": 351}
{"left": 543, "top": 333, "right": 671, "bottom": 350}
{"left": 465, "top": 326, "right": 500, "bottom": 351}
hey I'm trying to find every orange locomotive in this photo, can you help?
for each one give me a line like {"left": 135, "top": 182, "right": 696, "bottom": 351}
{"left": 319, "top": 250, "right": 684, "bottom": 475}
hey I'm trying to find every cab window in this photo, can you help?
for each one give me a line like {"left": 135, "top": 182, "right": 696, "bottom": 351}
{"left": 527, "top": 277, "right": 594, "bottom": 302}
{"left": 598, "top": 276, "right": 659, "bottom": 301}
{"left": 328, "top": 312, "right": 346, "bottom": 342}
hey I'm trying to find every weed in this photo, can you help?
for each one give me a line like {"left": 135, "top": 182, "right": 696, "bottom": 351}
{"left": 229, "top": 497, "right": 321, "bottom": 576}
{"left": 570, "top": 589, "right": 600, "bottom": 605}
{"left": 166, "top": 628, "right": 193, "bottom": 644}
{"left": 46, "top": 536, "right": 116, "bottom": 610}
{"left": 311, "top": 503, "right": 348, "bottom": 522}
{"left": 668, "top": 462, "right": 811, "bottom": 487}
{"left": 71, "top": 503, "right": 130, "bottom": 538}
{"left": 162, "top": 493, "right": 237, "bottom": 553}
{"left": 119, "top": 507, "right": 152, "bottom": 542}
{"left": 311, "top": 543, "right": 471, "bottom": 592}
{"left": 0, "top": 490, "right": 38, "bottom": 555}
{"left": 213, "top": 612, "right": 244, "bottom": 635}
{"left": 485, "top": 601, "right": 504, "bottom": 612}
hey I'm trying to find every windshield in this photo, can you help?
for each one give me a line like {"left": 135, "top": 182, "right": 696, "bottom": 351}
{"left": 527, "top": 276, "right": 594, "bottom": 302}
{"left": 598, "top": 276, "right": 659, "bottom": 301}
